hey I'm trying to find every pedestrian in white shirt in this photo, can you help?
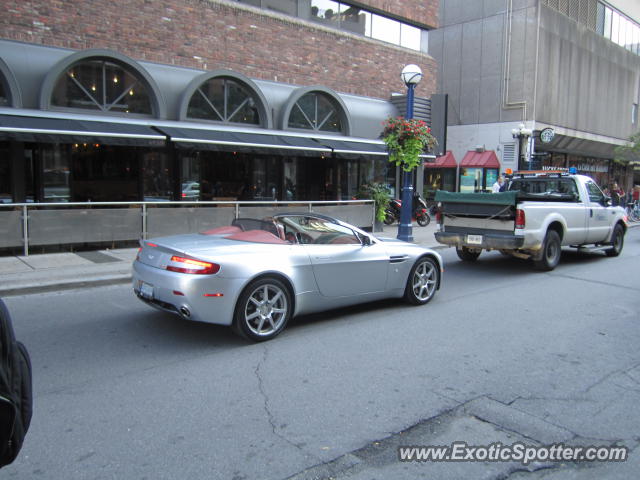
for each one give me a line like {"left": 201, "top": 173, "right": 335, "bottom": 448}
{"left": 492, "top": 176, "right": 505, "bottom": 193}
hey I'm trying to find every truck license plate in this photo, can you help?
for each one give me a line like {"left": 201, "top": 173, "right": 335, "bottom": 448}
{"left": 140, "top": 282, "right": 154, "bottom": 299}
{"left": 466, "top": 234, "right": 483, "bottom": 245}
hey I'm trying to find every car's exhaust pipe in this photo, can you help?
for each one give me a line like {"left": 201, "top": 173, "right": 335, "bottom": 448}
{"left": 179, "top": 306, "right": 191, "bottom": 319}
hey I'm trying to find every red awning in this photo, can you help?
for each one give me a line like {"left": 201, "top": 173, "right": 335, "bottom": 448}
{"left": 460, "top": 150, "right": 500, "bottom": 168}
{"left": 424, "top": 150, "right": 457, "bottom": 168}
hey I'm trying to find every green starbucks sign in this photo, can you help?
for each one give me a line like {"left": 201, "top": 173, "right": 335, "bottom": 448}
{"left": 540, "top": 128, "right": 555, "bottom": 144}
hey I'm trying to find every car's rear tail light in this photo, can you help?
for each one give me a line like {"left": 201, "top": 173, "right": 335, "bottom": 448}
{"left": 146, "top": 242, "right": 158, "bottom": 247}
{"left": 166, "top": 256, "right": 220, "bottom": 275}
{"left": 515, "top": 209, "right": 526, "bottom": 229}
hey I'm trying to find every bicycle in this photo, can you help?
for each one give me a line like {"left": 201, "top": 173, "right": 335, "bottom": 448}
{"left": 626, "top": 201, "right": 640, "bottom": 222}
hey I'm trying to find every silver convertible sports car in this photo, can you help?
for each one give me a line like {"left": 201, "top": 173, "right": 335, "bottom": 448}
{"left": 133, "top": 213, "right": 443, "bottom": 342}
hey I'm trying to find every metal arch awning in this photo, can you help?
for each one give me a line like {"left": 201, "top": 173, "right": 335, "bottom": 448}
{"left": 0, "top": 114, "right": 166, "bottom": 146}
{"left": 311, "top": 137, "right": 388, "bottom": 158}
{"left": 157, "top": 126, "right": 333, "bottom": 157}
{"left": 0, "top": 113, "right": 395, "bottom": 158}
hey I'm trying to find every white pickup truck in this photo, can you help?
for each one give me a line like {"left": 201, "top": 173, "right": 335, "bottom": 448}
{"left": 434, "top": 171, "right": 627, "bottom": 270}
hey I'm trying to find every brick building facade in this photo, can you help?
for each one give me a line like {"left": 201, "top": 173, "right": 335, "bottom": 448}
{"left": 0, "top": 0, "right": 438, "bottom": 100}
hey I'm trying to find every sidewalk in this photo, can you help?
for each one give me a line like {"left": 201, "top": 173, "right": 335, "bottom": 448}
{"left": 0, "top": 222, "right": 441, "bottom": 297}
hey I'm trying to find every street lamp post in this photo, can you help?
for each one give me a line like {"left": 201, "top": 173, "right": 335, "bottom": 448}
{"left": 511, "top": 123, "right": 533, "bottom": 171}
{"left": 397, "top": 64, "right": 423, "bottom": 242}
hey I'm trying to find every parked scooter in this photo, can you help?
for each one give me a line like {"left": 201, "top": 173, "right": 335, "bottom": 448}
{"left": 383, "top": 198, "right": 402, "bottom": 225}
{"left": 383, "top": 195, "right": 430, "bottom": 226}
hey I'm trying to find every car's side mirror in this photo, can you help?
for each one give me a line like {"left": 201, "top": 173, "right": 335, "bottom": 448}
{"left": 602, "top": 195, "right": 612, "bottom": 207}
{"left": 361, "top": 235, "right": 372, "bottom": 246}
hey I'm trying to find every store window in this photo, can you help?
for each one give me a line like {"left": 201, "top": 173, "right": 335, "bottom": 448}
{"left": 400, "top": 24, "right": 422, "bottom": 50}
{"left": 51, "top": 59, "right": 152, "bottom": 114}
{"left": 240, "top": 0, "right": 425, "bottom": 51}
{"left": 0, "top": 81, "right": 8, "bottom": 107}
{"left": 71, "top": 145, "right": 140, "bottom": 202}
{"left": 424, "top": 169, "right": 455, "bottom": 199}
{"left": 485, "top": 169, "right": 498, "bottom": 192}
{"left": 142, "top": 152, "right": 172, "bottom": 201}
{"left": 288, "top": 92, "right": 342, "bottom": 133}
{"left": 370, "top": 14, "right": 400, "bottom": 45}
{"left": 459, "top": 168, "right": 482, "bottom": 193}
{"left": 186, "top": 77, "right": 260, "bottom": 125}
{"left": 310, "top": 0, "right": 340, "bottom": 25}
{"left": 340, "top": 5, "right": 369, "bottom": 35}
{"left": 42, "top": 145, "right": 71, "bottom": 202}
{"left": 0, "top": 144, "right": 10, "bottom": 203}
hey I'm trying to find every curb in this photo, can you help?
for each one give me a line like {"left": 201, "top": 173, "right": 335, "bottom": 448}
{"left": 0, "top": 274, "right": 132, "bottom": 297}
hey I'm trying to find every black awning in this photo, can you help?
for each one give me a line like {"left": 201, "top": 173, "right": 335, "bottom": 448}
{"left": 312, "top": 138, "right": 388, "bottom": 159}
{"left": 157, "top": 126, "right": 332, "bottom": 157}
{"left": 0, "top": 114, "right": 166, "bottom": 146}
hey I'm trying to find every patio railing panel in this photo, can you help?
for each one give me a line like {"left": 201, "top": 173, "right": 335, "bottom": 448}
{"left": 0, "top": 210, "right": 23, "bottom": 248}
{"left": 28, "top": 208, "right": 142, "bottom": 246}
{"left": 146, "top": 206, "right": 235, "bottom": 238}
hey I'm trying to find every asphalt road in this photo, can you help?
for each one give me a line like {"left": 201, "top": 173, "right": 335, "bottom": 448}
{"left": 3, "top": 228, "right": 640, "bottom": 479}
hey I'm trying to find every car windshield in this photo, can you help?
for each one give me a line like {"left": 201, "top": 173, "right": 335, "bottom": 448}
{"left": 276, "top": 215, "right": 361, "bottom": 245}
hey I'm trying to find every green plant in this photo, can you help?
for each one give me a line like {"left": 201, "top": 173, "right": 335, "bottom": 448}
{"left": 381, "top": 117, "right": 437, "bottom": 171}
{"left": 356, "top": 183, "right": 391, "bottom": 222}
{"left": 614, "top": 131, "right": 640, "bottom": 164}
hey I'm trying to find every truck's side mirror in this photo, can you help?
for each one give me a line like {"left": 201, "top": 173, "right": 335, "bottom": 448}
{"left": 602, "top": 195, "right": 612, "bottom": 207}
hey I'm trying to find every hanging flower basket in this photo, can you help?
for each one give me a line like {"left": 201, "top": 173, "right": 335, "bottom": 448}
{"left": 381, "top": 117, "right": 437, "bottom": 172}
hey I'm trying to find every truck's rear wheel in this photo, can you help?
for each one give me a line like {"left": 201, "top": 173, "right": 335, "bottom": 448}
{"left": 533, "top": 230, "right": 561, "bottom": 271}
{"left": 605, "top": 224, "right": 624, "bottom": 257}
{"left": 456, "top": 246, "right": 481, "bottom": 261}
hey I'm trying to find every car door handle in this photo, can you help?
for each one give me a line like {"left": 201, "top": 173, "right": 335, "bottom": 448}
{"left": 315, "top": 256, "right": 331, "bottom": 260}
{"left": 590, "top": 209, "right": 593, "bottom": 217}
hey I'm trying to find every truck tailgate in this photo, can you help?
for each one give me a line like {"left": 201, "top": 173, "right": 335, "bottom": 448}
{"left": 434, "top": 190, "right": 524, "bottom": 249}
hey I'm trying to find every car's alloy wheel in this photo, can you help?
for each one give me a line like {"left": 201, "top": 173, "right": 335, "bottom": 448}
{"left": 405, "top": 257, "right": 439, "bottom": 305}
{"left": 234, "top": 277, "right": 291, "bottom": 342}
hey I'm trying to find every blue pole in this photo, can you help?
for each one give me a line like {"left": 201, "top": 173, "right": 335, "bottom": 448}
{"left": 397, "top": 83, "right": 415, "bottom": 242}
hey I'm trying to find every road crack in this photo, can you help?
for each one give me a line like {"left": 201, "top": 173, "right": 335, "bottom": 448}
{"left": 549, "top": 273, "right": 640, "bottom": 292}
{"left": 583, "top": 360, "right": 640, "bottom": 394}
{"left": 254, "top": 345, "right": 321, "bottom": 462}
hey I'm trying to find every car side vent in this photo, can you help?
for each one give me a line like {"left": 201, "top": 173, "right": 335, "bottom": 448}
{"left": 389, "top": 255, "right": 409, "bottom": 263}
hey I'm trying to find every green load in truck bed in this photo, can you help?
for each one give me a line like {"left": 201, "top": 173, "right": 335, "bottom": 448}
{"left": 434, "top": 190, "right": 518, "bottom": 206}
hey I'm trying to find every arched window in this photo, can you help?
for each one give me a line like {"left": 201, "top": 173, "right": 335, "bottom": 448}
{"left": 187, "top": 77, "right": 260, "bottom": 125}
{"left": 0, "top": 81, "right": 7, "bottom": 107}
{"left": 288, "top": 92, "right": 343, "bottom": 133}
{"left": 50, "top": 58, "right": 153, "bottom": 115}
{"left": 0, "top": 57, "right": 21, "bottom": 108}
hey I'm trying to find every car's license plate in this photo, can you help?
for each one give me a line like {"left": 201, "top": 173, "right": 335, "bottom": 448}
{"left": 139, "top": 282, "right": 154, "bottom": 299}
{"left": 467, "top": 234, "right": 483, "bottom": 245}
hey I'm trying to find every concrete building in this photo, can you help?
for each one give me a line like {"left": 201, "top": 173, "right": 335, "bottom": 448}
{"left": 429, "top": 0, "right": 640, "bottom": 192}
{"left": 0, "top": 0, "right": 441, "bottom": 205}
